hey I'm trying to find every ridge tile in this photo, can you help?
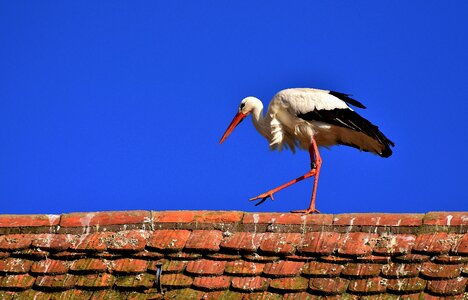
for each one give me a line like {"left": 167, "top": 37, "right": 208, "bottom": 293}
{"left": 186, "top": 259, "right": 226, "bottom": 275}
{"left": 231, "top": 276, "right": 269, "bottom": 292}
{"left": 220, "top": 232, "right": 265, "bottom": 252}
{"left": 259, "top": 233, "right": 301, "bottom": 255}
{"left": 185, "top": 230, "right": 222, "bottom": 252}
{"left": 111, "top": 258, "right": 148, "bottom": 274}
{"left": 148, "top": 229, "right": 190, "bottom": 252}
{"left": 269, "top": 276, "right": 308, "bottom": 292}
{"left": 225, "top": 260, "right": 264, "bottom": 276}
{"left": 426, "top": 277, "right": 468, "bottom": 296}
{"left": 31, "top": 259, "right": 68, "bottom": 275}
{"left": 297, "top": 232, "right": 340, "bottom": 255}
{"left": 263, "top": 261, "right": 304, "bottom": 278}
{"left": 309, "top": 277, "right": 349, "bottom": 295}
{"left": 192, "top": 276, "right": 230, "bottom": 291}
{"left": 0, "top": 258, "right": 33, "bottom": 274}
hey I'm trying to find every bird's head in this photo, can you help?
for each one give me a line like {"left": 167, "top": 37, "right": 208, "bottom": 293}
{"left": 219, "top": 97, "right": 261, "bottom": 144}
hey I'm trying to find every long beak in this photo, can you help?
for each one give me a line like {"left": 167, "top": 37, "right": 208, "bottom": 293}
{"left": 219, "top": 112, "right": 248, "bottom": 144}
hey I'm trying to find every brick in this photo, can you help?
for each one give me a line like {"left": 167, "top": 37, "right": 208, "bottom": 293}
{"left": 231, "top": 276, "right": 269, "bottom": 292}
{"left": 373, "top": 234, "right": 416, "bottom": 255}
{"left": 160, "top": 274, "right": 193, "bottom": 288}
{"left": 115, "top": 274, "right": 155, "bottom": 289}
{"left": 434, "top": 255, "right": 468, "bottom": 264}
{"left": 269, "top": 277, "right": 308, "bottom": 292}
{"left": 259, "top": 233, "right": 301, "bottom": 255}
{"left": 35, "top": 274, "right": 75, "bottom": 290}
{"left": 309, "top": 277, "right": 349, "bottom": 294}
{"left": 0, "top": 258, "right": 33, "bottom": 274}
{"left": 381, "top": 262, "right": 421, "bottom": 278}
{"left": 420, "top": 262, "right": 462, "bottom": 278}
{"left": 451, "top": 234, "right": 468, "bottom": 255}
{"left": 193, "top": 211, "right": 243, "bottom": 223}
{"left": 426, "top": 277, "right": 468, "bottom": 296}
{"left": 348, "top": 277, "right": 387, "bottom": 294}
{"left": 220, "top": 232, "right": 264, "bottom": 252}
{"left": 192, "top": 276, "right": 230, "bottom": 291}
{"left": 423, "top": 212, "right": 468, "bottom": 226}
{"left": 242, "top": 292, "right": 284, "bottom": 300}
{"left": 32, "top": 234, "right": 72, "bottom": 251}
{"left": 186, "top": 259, "right": 226, "bottom": 275}
{"left": 167, "top": 252, "right": 202, "bottom": 260}
{"left": 149, "top": 260, "right": 186, "bottom": 274}
{"left": 132, "top": 250, "right": 164, "bottom": 259}
{"left": 70, "top": 258, "right": 108, "bottom": 273}
{"left": 225, "top": 260, "right": 264, "bottom": 276}
{"left": 69, "top": 232, "right": 113, "bottom": 252}
{"left": 421, "top": 293, "right": 466, "bottom": 300}
{"left": 297, "top": 232, "right": 340, "bottom": 255}
{"left": 162, "top": 288, "right": 203, "bottom": 299}
{"left": 413, "top": 233, "right": 460, "bottom": 254}
{"left": 112, "top": 258, "right": 148, "bottom": 274}
{"left": 148, "top": 229, "right": 191, "bottom": 251}
{"left": 60, "top": 210, "right": 150, "bottom": 227}
{"left": 107, "top": 230, "right": 149, "bottom": 252}
{"left": 394, "top": 254, "right": 430, "bottom": 263}
{"left": 243, "top": 212, "right": 333, "bottom": 225}
{"left": 243, "top": 254, "right": 279, "bottom": 262}
{"left": 206, "top": 253, "right": 241, "bottom": 261}
{"left": 199, "top": 291, "right": 244, "bottom": 300}
{"left": 337, "top": 232, "right": 378, "bottom": 256}
{"left": 0, "top": 274, "right": 35, "bottom": 290}
{"left": 386, "top": 277, "right": 426, "bottom": 293}
{"left": 354, "top": 255, "right": 391, "bottom": 264}
{"left": 341, "top": 263, "right": 381, "bottom": 278}
{"left": 31, "top": 260, "right": 68, "bottom": 275}
{"left": 92, "top": 290, "right": 127, "bottom": 300}
{"left": 50, "top": 251, "right": 87, "bottom": 260}
{"left": 333, "top": 213, "right": 423, "bottom": 226}
{"left": 0, "top": 214, "right": 60, "bottom": 228}
{"left": 263, "top": 261, "right": 304, "bottom": 277}
{"left": 185, "top": 230, "right": 222, "bottom": 251}
{"left": 75, "top": 273, "right": 115, "bottom": 289}
{"left": 284, "top": 292, "right": 347, "bottom": 300}
{"left": 0, "top": 234, "right": 33, "bottom": 250}
{"left": 152, "top": 211, "right": 196, "bottom": 223}
{"left": 302, "top": 261, "right": 343, "bottom": 277}
{"left": 12, "top": 248, "right": 49, "bottom": 259}
{"left": 220, "top": 232, "right": 265, "bottom": 252}
{"left": 319, "top": 255, "right": 354, "bottom": 263}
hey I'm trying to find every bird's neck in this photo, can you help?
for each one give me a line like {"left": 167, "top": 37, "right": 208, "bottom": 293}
{"left": 251, "top": 104, "right": 271, "bottom": 140}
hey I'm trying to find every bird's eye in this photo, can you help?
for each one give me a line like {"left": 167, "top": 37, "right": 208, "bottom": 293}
{"left": 240, "top": 103, "right": 245, "bottom": 109}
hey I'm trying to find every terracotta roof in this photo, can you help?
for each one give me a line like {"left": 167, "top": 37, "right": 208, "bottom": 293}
{"left": 0, "top": 210, "right": 466, "bottom": 299}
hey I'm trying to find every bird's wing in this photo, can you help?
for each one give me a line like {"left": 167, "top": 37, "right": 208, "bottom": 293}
{"left": 272, "top": 88, "right": 361, "bottom": 115}
{"left": 272, "top": 88, "right": 394, "bottom": 149}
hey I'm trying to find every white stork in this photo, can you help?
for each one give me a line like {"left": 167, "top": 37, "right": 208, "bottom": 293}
{"left": 219, "top": 88, "right": 394, "bottom": 213}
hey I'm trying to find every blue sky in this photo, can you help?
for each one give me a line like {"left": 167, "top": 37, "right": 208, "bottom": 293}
{"left": 1, "top": 1, "right": 467, "bottom": 214}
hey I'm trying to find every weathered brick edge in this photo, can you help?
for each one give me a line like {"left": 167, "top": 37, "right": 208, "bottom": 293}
{"left": 0, "top": 211, "right": 466, "bottom": 235}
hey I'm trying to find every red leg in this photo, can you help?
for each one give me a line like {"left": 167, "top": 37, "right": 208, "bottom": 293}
{"left": 250, "top": 138, "right": 322, "bottom": 214}
{"left": 292, "top": 138, "right": 321, "bottom": 214}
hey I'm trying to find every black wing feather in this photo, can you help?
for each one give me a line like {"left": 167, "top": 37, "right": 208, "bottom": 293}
{"left": 298, "top": 108, "right": 395, "bottom": 157}
{"left": 329, "top": 91, "right": 366, "bottom": 109}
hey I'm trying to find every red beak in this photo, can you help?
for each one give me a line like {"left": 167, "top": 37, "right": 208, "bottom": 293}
{"left": 219, "top": 112, "right": 248, "bottom": 144}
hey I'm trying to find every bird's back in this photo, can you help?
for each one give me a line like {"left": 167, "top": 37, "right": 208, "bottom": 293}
{"left": 268, "top": 88, "right": 394, "bottom": 157}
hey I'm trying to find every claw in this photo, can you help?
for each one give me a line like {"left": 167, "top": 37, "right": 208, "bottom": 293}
{"left": 291, "top": 208, "right": 321, "bottom": 214}
{"left": 249, "top": 192, "right": 275, "bottom": 206}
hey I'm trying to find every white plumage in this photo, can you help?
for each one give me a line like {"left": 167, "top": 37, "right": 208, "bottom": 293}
{"left": 220, "top": 87, "right": 394, "bottom": 213}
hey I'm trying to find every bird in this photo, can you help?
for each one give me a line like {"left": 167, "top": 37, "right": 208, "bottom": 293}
{"left": 219, "top": 88, "right": 394, "bottom": 213}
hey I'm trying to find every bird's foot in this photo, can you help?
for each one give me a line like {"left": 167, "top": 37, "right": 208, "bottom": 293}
{"left": 249, "top": 192, "right": 275, "bottom": 206}
{"left": 291, "top": 208, "right": 321, "bottom": 214}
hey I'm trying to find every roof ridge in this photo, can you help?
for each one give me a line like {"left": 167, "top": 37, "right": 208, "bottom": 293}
{"left": 0, "top": 211, "right": 466, "bottom": 235}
